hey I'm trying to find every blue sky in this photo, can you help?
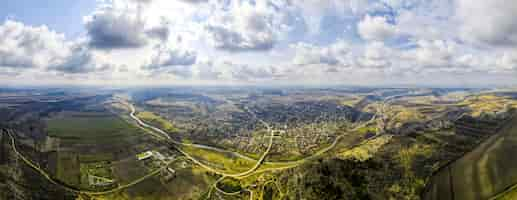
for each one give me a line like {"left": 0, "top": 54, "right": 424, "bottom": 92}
{"left": 1, "top": 0, "right": 95, "bottom": 38}
{"left": 0, "top": 0, "right": 516, "bottom": 87}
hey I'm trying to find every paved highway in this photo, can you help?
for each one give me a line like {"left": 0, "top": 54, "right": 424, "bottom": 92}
{"left": 124, "top": 100, "right": 276, "bottom": 178}
{"left": 1, "top": 96, "right": 390, "bottom": 197}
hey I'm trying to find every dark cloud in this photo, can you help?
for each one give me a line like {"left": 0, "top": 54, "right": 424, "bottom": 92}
{"left": 145, "top": 23, "right": 170, "bottom": 42}
{"left": 205, "top": 8, "right": 277, "bottom": 51}
{"left": 230, "top": 63, "right": 276, "bottom": 81}
{"left": 203, "top": 1, "right": 307, "bottom": 52}
{"left": 142, "top": 47, "right": 197, "bottom": 70}
{"left": 205, "top": 25, "right": 275, "bottom": 51}
{"left": 85, "top": 2, "right": 173, "bottom": 49}
{"left": 147, "top": 65, "right": 193, "bottom": 78}
{"left": 85, "top": 10, "right": 147, "bottom": 49}
{"left": 0, "top": 52, "right": 35, "bottom": 69}
{"left": 48, "top": 45, "right": 96, "bottom": 74}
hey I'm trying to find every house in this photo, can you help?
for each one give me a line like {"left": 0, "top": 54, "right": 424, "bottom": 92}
{"left": 88, "top": 174, "right": 115, "bottom": 187}
{"left": 167, "top": 167, "right": 176, "bottom": 174}
{"left": 137, "top": 151, "right": 153, "bottom": 160}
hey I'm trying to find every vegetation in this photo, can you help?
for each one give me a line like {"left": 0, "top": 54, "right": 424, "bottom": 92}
{"left": 495, "top": 187, "right": 517, "bottom": 200}
{"left": 4, "top": 88, "right": 517, "bottom": 200}
{"left": 136, "top": 111, "right": 179, "bottom": 133}
{"left": 459, "top": 95, "right": 517, "bottom": 117}
{"left": 56, "top": 151, "right": 81, "bottom": 186}
{"left": 217, "top": 177, "right": 242, "bottom": 193}
{"left": 79, "top": 161, "right": 115, "bottom": 189}
{"left": 425, "top": 116, "right": 517, "bottom": 200}
{"left": 356, "top": 125, "right": 377, "bottom": 135}
{"left": 180, "top": 145, "right": 256, "bottom": 173}
{"left": 46, "top": 114, "right": 141, "bottom": 143}
{"left": 339, "top": 135, "right": 392, "bottom": 161}
{"left": 341, "top": 97, "right": 361, "bottom": 107}
{"left": 281, "top": 159, "right": 374, "bottom": 200}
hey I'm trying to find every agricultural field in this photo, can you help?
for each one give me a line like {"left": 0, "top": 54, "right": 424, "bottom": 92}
{"left": 79, "top": 161, "right": 116, "bottom": 189}
{"left": 3, "top": 88, "right": 517, "bottom": 200}
{"left": 56, "top": 151, "right": 81, "bottom": 186}
{"left": 459, "top": 95, "right": 517, "bottom": 117}
{"left": 424, "top": 115, "right": 517, "bottom": 200}
{"left": 7, "top": 0, "right": 517, "bottom": 198}
{"left": 46, "top": 112, "right": 139, "bottom": 141}
{"left": 56, "top": 152, "right": 118, "bottom": 189}
{"left": 45, "top": 111, "right": 152, "bottom": 154}
{"left": 100, "top": 162, "right": 216, "bottom": 200}
{"left": 43, "top": 109, "right": 166, "bottom": 190}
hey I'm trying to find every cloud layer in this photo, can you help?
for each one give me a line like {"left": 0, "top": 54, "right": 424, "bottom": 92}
{"left": 1, "top": 0, "right": 517, "bottom": 86}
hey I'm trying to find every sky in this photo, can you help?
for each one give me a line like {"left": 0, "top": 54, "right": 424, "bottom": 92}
{"left": 0, "top": 0, "right": 516, "bottom": 87}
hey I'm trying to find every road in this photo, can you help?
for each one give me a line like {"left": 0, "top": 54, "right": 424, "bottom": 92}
{"left": 122, "top": 100, "right": 259, "bottom": 161}
{"left": 2, "top": 97, "right": 388, "bottom": 197}
{"left": 131, "top": 101, "right": 276, "bottom": 178}
{"left": 1, "top": 129, "right": 178, "bottom": 196}
{"left": 125, "top": 98, "right": 383, "bottom": 165}
{"left": 125, "top": 100, "right": 371, "bottom": 178}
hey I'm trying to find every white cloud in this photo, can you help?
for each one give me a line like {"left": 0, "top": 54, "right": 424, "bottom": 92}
{"left": 142, "top": 45, "right": 197, "bottom": 70}
{"left": 357, "top": 41, "right": 394, "bottom": 69}
{"left": 2, "top": 0, "right": 517, "bottom": 86}
{"left": 0, "top": 20, "right": 67, "bottom": 69}
{"left": 404, "top": 39, "right": 457, "bottom": 68}
{"left": 0, "top": 20, "right": 108, "bottom": 74}
{"left": 178, "top": 0, "right": 208, "bottom": 4}
{"left": 204, "top": 0, "right": 303, "bottom": 51}
{"left": 358, "top": 15, "right": 399, "bottom": 41}
{"left": 294, "top": 0, "right": 388, "bottom": 35}
{"left": 230, "top": 63, "right": 278, "bottom": 81}
{"left": 195, "top": 61, "right": 221, "bottom": 80}
{"left": 496, "top": 51, "right": 517, "bottom": 71}
{"left": 457, "top": 0, "right": 517, "bottom": 47}
{"left": 291, "top": 41, "right": 350, "bottom": 66}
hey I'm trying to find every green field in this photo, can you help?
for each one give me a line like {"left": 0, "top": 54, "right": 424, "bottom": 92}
{"left": 136, "top": 111, "right": 179, "bottom": 133}
{"left": 56, "top": 152, "right": 80, "bottom": 186}
{"left": 181, "top": 145, "right": 257, "bottom": 174}
{"left": 48, "top": 112, "right": 149, "bottom": 188}
{"left": 424, "top": 115, "right": 517, "bottom": 200}
{"left": 46, "top": 113, "right": 142, "bottom": 144}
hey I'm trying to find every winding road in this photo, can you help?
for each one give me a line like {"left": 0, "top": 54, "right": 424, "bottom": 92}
{"left": 0, "top": 129, "right": 177, "bottom": 196}
{"left": 125, "top": 101, "right": 275, "bottom": 178}
{"left": 2, "top": 97, "right": 387, "bottom": 197}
